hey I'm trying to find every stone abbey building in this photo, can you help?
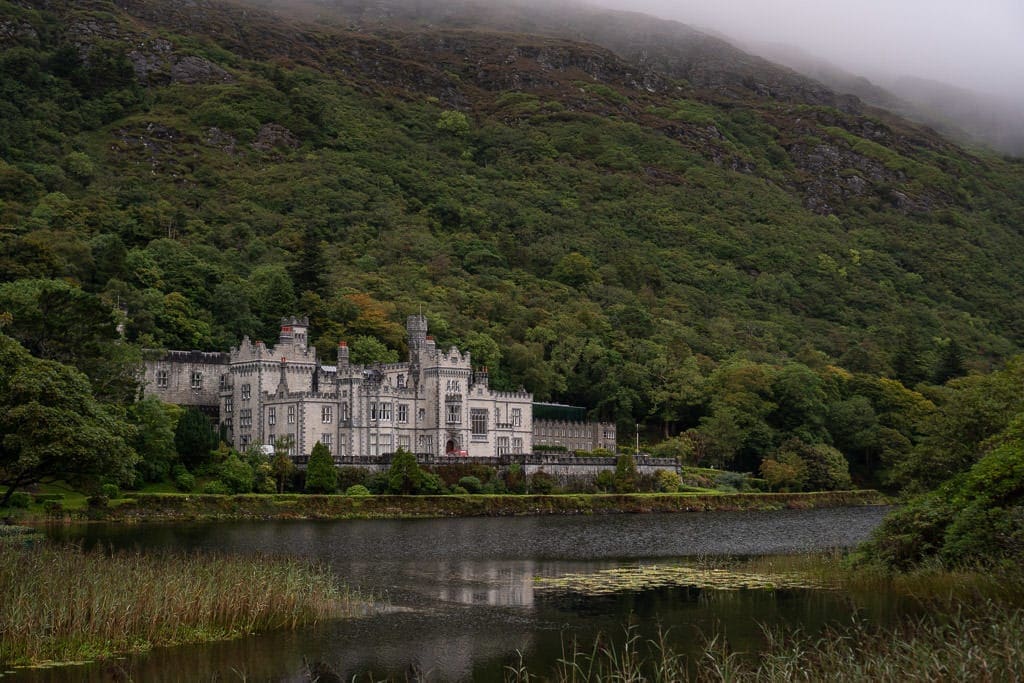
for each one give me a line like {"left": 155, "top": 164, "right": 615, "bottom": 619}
{"left": 143, "top": 315, "right": 616, "bottom": 462}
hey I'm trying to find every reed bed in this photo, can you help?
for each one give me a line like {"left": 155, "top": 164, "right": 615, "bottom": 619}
{"left": 0, "top": 542, "right": 363, "bottom": 667}
{"left": 685, "top": 551, "right": 1024, "bottom": 605}
{"left": 510, "top": 554, "right": 1024, "bottom": 682}
{"left": 508, "top": 602, "right": 1024, "bottom": 682}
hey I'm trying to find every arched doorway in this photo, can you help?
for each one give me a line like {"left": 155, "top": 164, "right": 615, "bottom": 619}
{"left": 445, "top": 439, "right": 455, "bottom": 454}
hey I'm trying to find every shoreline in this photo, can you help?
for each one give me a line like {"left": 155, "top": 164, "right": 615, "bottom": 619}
{"left": 18, "top": 490, "right": 891, "bottom": 524}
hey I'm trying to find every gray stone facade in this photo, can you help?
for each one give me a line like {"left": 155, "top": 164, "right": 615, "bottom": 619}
{"left": 141, "top": 350, "right": 229, "bottom": 417}
{"left": 142, "top": 315, "right": 616, "bottom": 461}
{"left": 533, "top": 419, "right": 617, "bottom": 452}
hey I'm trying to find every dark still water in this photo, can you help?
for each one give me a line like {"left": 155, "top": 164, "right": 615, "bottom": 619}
{"left": 11, "top": 507, "right": 892, "bottom": 682}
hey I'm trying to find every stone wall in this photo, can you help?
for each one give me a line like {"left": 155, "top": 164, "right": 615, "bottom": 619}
{"left": 142, "top": 350, "right": 228, "bottom": 415}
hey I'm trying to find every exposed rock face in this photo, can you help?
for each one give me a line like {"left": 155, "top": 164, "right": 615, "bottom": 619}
{"left": 0, "top": 20, "right": 39, "bottom": 46}
{"left": 205, "top": 127, "right": 238, "bottom": 154}
{"left": 251, "top": 124, "right": 300, "bottom": 152}
{"left": 170, "top": 54, "right": 233, "bottom": 84}
{"left": 111, "top": 122, "right": 197, "bottom": 177}
{"left": 129, "top": 39, "right": 234, "bottom": 85}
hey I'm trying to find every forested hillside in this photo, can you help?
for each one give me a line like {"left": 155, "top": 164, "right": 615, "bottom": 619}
{"left": 2, "top": 0, "right": 1024, "bottom": 489}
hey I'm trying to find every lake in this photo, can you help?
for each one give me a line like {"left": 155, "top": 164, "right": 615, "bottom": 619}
{"left": 9, "top": 506, "right": 892, "bottom": 681}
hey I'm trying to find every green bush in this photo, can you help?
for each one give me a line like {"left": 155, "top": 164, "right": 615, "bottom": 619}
{"left": 595, "top": 470, "right": 616, "bottom": 492}
{"left": 420, "top": 472, "right": 445, "bottom": 495}
{"left": 87, "top": 494, "right": 109, "bottom": 508}
{"left": 345, "top": 484, "right": 371, "bottom": 497}
{"left": 174, "top": 470, "right": 196, "bottom": 492}
{"left": 614, "top": 454, "right": 638, "bottom": 493}
{"left": 43, "top": 500, "right": 63, "bottom": 515}
{"left": 387, "top": 449, "right": 424, "bottom": 494}
{"left": 365, "top": 473, "right": 389, "bottom": 495}
{"left": 33, "top": 494, "right": 64, "bottom": 502}
{"left": 7, "top": 491, "right": 32, "bottom": 508}
{"left": 450, "top": 485, "right": 469, "bottom": 495}
{"left": 101, "top": 484, "right": 120, "bottom": 499}
{"left": 715, "top": 471, "right": 750, "bottom": 492}
{"left": 305, "top": 442, "right": 338, "bottom": 493}
{"left": 202, "top": 480, "right": 230, "bottom": 495}
{"left": 864, "top": 416, "right": 1024, "bottom": 568}
{"left": 337, "top": 467, "right": 369, "bottom": 490}
{"left": 218, "top": 454, "right": 254, "bottom": 494}
{"left": 458, "top": 476, "right": 482, "bottom": 494}
{"left": 504, "top": 463, "right": 527, "bottom": 494}
{"left": 529, "top": 471, "right": 556, "bottom": 494}
{"left": 655, "top": 469, "right": 682, "bottom": 493}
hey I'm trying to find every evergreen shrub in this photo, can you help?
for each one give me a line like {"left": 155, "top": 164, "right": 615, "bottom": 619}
{"left": 7, "top": 491, "right": 31, "bottom": 508}
{"left": 345, "top": 484, "right": 371, "bottom": 497}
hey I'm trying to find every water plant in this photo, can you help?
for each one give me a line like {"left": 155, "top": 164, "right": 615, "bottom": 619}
{"left": 533, "top": 563, "right": 831, "bottom": 595}
{"left": 0, "top": 542, "right": 365, "bottom": 667}
{"left": 506, "top": 600, "right": 1024, "bottom": 682}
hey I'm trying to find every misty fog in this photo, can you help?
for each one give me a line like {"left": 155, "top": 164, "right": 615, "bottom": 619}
{"left": 589, "top": 0, "right": 1024, "bottom": 106}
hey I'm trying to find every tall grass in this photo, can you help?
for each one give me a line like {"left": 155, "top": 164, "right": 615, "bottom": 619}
{"left": 508, "top": 556, "right": 1024, "bottom": 682}
{"left": 0, "top": 543, "right": 363, "bottom": 666}
{"left": 508, "top": 603, "right": 1024, "bottom": 682}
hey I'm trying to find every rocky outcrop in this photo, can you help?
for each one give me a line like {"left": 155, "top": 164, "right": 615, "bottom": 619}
{"left": 251, "top": 123, "right": 300, "bottom": 152}
{"left": 129, "top": 38, "right": 234, "bottom": 85}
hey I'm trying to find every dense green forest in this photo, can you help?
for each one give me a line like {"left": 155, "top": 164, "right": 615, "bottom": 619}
{"left": 1, "top": 0, "right": 1023, "bottom": 562}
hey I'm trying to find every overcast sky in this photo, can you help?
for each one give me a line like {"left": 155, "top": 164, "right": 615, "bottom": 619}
{"left": 588, "top": 0, "right": 1024, "bottom": 102}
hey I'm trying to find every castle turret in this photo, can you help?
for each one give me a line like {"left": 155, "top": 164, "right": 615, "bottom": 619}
{"left": 338, "top": 340, "right": 349, "bottom": 366}
{"left": 278, "top": 316, "right": 309, "bottom": 352}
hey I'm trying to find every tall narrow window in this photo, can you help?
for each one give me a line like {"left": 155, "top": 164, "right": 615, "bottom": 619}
{"left": 287, "top": 406, "right": 296, "bottom": 424}
{"left": 512, "top": 408, "right": 522, "bottom": 427}
{"left": 322, "top": 406, "right": 332, "bottom": 424}
{"left": 156, "top": 370, "right": 168, "bottom": 388}
{"left": 497, "top": 437, "right": 510, "bottom": 455}
{"left": 446, "top": 403, "right": 461, "bottom": 424}
{"left": 241, "top": 384, "right": 251, "bottom": 400}
{"left": 512, "top": 437, "right": 523, "bottom": 453}
{"left": 370, "top": 402, "right": 378, "bottom": 420}
{"left": 268, "top": 407, "right": 276, "bottom": 426}
{"left": 191, "top": 371, "right": 202, "bottom": 390}
{"left": 380, "top": 403, "right": 392, "bottom": 421}
{"left": 224, "top": 397, "right": 233, "bottom": 414}
{"left": 397, "top": 404, "right": 409, "bottom": 423}
{"left": 471, "top": 409, "right": 488, "bottom": 438}
{"left": 321, "top": 433, "right": 332, "bottom": 453}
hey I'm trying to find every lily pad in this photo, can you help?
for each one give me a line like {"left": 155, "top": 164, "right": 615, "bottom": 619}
{"left": 533, "top": 564, "right": 833, "bottom": 595}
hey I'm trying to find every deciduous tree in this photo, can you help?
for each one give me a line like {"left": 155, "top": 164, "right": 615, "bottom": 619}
{"left": 0, "top": 333, "right": 136, "bottom": 504}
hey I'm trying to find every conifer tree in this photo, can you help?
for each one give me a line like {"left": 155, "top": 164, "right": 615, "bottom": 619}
{"left": 305, "top": 441, "right": 338, "bottom": 493}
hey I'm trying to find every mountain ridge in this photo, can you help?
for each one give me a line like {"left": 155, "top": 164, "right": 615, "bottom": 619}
{"left": 1, "top": 0, "right": 1023, "bottom": 425}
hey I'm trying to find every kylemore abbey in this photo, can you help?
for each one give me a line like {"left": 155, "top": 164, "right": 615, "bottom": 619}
{"left": 143, "top": 315, "right": 617, "bottom": 465}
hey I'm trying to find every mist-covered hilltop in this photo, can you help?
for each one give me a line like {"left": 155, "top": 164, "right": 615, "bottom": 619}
{"left": 2, "top": 0, "right": 1024, "bottom": 425}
